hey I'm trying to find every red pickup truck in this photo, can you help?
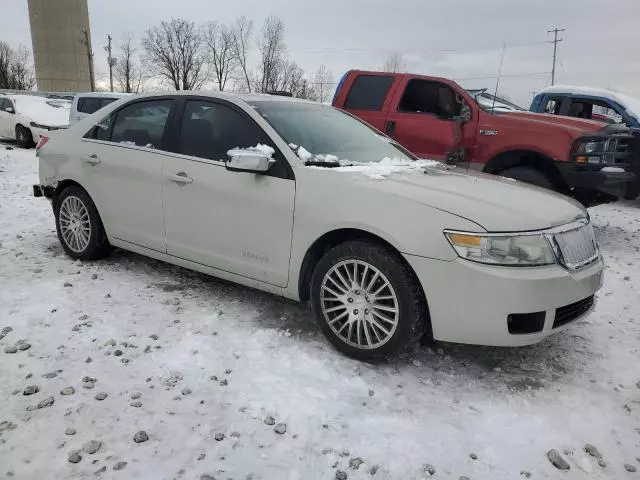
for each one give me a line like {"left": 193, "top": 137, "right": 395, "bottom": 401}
{"left": 332, "top": 70, "right": 640, "bottom": 204}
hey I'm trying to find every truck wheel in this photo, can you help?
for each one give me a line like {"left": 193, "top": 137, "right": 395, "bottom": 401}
{"left": 499, "top": 166, "right": 553, "bottom": 190}
{"left": 54, "top": 186, "right": 111, "bottom": 261}
{"left": 310, "top": 240, "right": 428, "bottom": 361}
{"left": 15, "top": 125, "right": 35, "bottom": 149}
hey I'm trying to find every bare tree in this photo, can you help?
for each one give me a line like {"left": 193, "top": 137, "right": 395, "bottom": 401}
{"left": 229, "top": 16, "right": 253, "bottom": 93}
{"left": 313, "top": 64, "right": 333, "bottom": 103}
{"left": 114, "top": 33, "right": 143, "bottom": 93}
{"left": 142, "top": 18, "right": 207, "bottom": 90}
{"left": 382, "top": 52, "right": 404, "bottom": 73}
{"left": 205, "top": 21, "right": 236, "bottom": 91}
{"left": 0, "top": 42, "right": 36, "bottom": 90}
{"left": 258, "top": 15, "right": 286, "bottom": 93}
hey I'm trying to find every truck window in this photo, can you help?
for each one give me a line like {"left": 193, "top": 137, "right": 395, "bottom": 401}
{"left": 344, "top": 75, "right": 394, "bottom": 111}
{"left": 542, "top": 98, "right": 562, "bottom": 114}
{"left": 567, "top": 98, "right": 624, "bottom": 124}
{"left": 398, "top": 79, "right": 460, "bottom": 119}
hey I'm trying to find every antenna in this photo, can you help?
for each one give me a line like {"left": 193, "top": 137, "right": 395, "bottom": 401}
{"left": 491, "top": 43, "right": 506, "bottom": 113}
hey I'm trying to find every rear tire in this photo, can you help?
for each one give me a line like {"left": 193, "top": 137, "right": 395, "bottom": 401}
{"left": 15, "top": 125, "right": 34, "bottom": 149}
{"left": 54, "top": 186, "right": 111, "bottom": 261}
{"left": 499, "top": 166, "right": 553, "bottom": 190}
{"left": 310, "top": 240, "right": 428, "bottom": 361}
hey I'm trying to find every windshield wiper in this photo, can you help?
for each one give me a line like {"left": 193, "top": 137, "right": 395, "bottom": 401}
{"left": 304, "top": 160, "right": 354, "bottom": 168}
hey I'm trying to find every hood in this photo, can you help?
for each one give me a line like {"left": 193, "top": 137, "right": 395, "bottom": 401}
{"left": 502, "top": 111, "right": 604, "bottom": 134}
{"left": 333, "top": 162, "right": 586, "bottom": 232}
{"left": 14, "top": 97, "right": 70, "bottom": 127}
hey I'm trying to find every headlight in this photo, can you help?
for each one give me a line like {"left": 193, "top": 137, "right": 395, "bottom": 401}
{"left": 30, "top": 121, "right": 51, "bottom": 130}
{"left": 574, "top": 139, "right": 607, "bottom": 164}
{"left": 444, "top": 231, "right": 556, "bottom": 266}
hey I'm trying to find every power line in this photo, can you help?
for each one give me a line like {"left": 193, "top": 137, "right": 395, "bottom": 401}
{"left": 288, "top": 41, "right": 549, "bottom": 56}
{"left": 547, "top": 27, "right": 566, "bottom": 85}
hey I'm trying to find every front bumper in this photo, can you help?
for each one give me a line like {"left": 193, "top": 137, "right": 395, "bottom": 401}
{"left": 556, "top": 163, "right": 637, "bottom": 199}
{"left": 405, "top": 254, "right": 604, "bottom": 346}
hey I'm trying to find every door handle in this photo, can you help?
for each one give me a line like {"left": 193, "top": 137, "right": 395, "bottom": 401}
{"left": 386, "top": 120, "right": 396, "bottom": 135}
{"left": 167, "top": 172, "right": 193, "bottom": 184}
{"left": 84, "top": 154, "right": 101, "bottom": 166}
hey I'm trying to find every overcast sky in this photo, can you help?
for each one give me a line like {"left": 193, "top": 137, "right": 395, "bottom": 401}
{"left": 2, "top": 0, "right": 639, "bottom": 105}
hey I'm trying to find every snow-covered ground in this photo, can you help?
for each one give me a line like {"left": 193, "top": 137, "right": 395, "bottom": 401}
{"left": 1, "top": 144, "right": 639, "bottom": 480}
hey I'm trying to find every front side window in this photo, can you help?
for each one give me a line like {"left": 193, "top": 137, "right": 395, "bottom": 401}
{"left": 110, "top": 100, "right": 172, "bottom": 148}
{"left": 542, "top": 98, "right": 562, "bottom": 114}
{"left": 0, "top": 99, "right": 7, "bottom": 111}
{"left": 178, "top": 100, "right": 270, "bottom": 161}
{"left": 398, "top": 80, "right": 461, "bottom": 119}
{"left": 249, "top": 101, "right": 414, "bottom": 165}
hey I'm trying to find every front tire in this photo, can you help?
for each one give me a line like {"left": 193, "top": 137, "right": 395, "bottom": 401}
{"left": 54, "top": 186, "right": 110, "bottom": 260}
{"left": 310, "top": 241, "right": 427, "bottom": 360}
{"left": 15, "top": 125, "right": 34, "bottom": 148}
{"left": 499, "top": 166, "right": 553, "bottom": 190}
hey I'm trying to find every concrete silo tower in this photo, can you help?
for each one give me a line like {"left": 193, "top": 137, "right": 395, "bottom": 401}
{"left": 27, "top": 0, "right": 94, "bottom": 92}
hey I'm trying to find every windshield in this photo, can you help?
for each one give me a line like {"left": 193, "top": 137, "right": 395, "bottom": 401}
{"left": 248, "top": 100, "right": 415, "bottom": 164}
{"left": 467, "top": 90, "right": 525, "bottom": 113}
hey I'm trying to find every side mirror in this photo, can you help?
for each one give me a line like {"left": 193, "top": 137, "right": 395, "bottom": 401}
{"left": 453, "top": 103, "right": 471, "bottom": 124}
{"left": 4, "top": 107, "right": 14, "bottom": 114}
{"left": 226, "top": 148, "right": 275, "bottom": 173}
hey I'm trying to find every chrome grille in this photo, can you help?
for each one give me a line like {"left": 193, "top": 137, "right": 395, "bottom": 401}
{"left": 552, "top": 224, "right": 598, "bottom": 270}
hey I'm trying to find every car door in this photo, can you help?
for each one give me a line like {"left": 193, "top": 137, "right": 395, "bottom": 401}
{"left": 385, "top": 78, "right": 460, "bottom": 160}
{"left": 0, "top": 99, "right": 8, "bottom": 137}
{"left": 161, "top": 98, "right": 295, "bottom": 287}
{"left": 0, "top": 98, "right": 16, "bottom": 138}
{"left": 79, "top": 97, "right": 176, "bottom": 252}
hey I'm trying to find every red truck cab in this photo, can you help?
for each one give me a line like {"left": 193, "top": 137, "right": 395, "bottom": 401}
{"left": 332, "top": 70, "right": 639, "bottom": 204}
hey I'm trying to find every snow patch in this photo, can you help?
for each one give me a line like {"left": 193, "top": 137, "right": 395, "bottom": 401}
{"left": 296, "top": 146, "right": 312, "bottom": 162}
{"left": 334, "top": 157, "right": 441, "bottom": 179}
{"left": 12, "top": 95, "right": 70, "bottom": 127}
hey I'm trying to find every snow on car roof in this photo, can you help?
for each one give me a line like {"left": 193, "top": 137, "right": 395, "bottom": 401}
{"left": 540, "top": 85, "right": 640, "bottom": 120}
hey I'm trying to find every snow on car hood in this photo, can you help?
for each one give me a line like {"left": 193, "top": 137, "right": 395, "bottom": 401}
{"left": 14, "top": 96, "right": 70, "bottom": 127}
{"left": 328, "top": 160, "right": 586, "bottom": 232}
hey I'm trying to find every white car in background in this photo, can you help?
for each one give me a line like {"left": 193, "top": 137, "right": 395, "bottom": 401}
{"left": 0, "top": 94, "right": 70, "bottom": 148}
{"left": 69, "top": 92, "right": 131, "bottom": 124}
{"left": 34, "top": 92, "right": 604, "bottom": 360}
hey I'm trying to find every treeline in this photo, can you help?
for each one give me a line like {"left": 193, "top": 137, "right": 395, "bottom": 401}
{"left": 0, "top": 41, "right": 35, "bottom": 90}
{"left": 116, "top": 16, "right": 334, "bottom": 101}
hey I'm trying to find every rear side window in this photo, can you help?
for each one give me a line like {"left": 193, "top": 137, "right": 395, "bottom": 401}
{"left": 110, "top": 100, "right": 172, "bottom": 149}
{"left": 77, "top": 97, "right": 120, "bottom": 114}
{"left": 77, "top": 97, "right": 103, "bottom": 114}
{"left": 344, "top": 75, "right": 394, "bottom": 111}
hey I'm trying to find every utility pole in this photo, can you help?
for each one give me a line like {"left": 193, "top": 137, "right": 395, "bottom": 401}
{"left": 547, "top": 27, "right": 565, "bottom": 85}
{"left": 80, "top": 28, "right": 95, "bottom": 92}
{"left": 105, "top": 34, "right": 115, "bottom": 92}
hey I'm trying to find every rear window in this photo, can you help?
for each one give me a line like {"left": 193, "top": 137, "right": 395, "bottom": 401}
{"left": 344, "top": 75, "right": 394, "bottom": 111}
{"left": 77, "top": 97, "right": 119, "bottom": 114}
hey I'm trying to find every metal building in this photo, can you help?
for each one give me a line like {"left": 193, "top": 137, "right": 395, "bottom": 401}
{"left": 27, "top": 0, "right": 93, "bottom": 92}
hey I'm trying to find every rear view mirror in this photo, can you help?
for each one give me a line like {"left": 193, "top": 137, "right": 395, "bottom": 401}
{"left": 4, "top": 107, "right": 14, "bottom": 114}
{"left": 226, "top": 148, "right": 274, "bottom": 173}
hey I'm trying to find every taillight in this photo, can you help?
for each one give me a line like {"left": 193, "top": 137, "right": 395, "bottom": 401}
{"left": 35, "top": 136, "right": 49, "bottom": 154}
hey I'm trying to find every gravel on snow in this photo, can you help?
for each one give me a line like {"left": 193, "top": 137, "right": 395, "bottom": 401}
{"left": 0, "top": 146, "right": 639, "bottom": 479}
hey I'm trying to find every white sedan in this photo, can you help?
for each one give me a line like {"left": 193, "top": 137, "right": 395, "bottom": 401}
{"left": 33, "top": 92, "right": 604, "bottom": 360}
{"left": 0, "top": 94, "right": 70, "bottom": 148}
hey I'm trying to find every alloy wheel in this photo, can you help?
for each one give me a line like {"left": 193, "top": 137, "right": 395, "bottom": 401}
{"left": 320, "top": 260, "right": 399, "bottom": 349}
{"left": 59, "top": 196, "right": 92, "bottom": 253}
